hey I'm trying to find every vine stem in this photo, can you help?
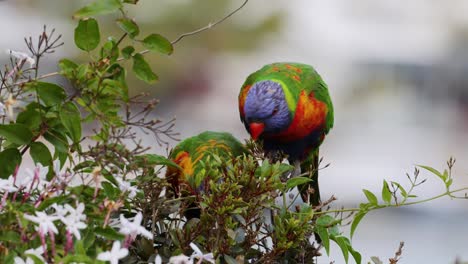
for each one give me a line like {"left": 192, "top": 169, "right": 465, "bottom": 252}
{"left": 3, "top": 0, "right": 249, "bottom": 90}
{"left": 315, "top": 187, "right": 468, "bottom": 216}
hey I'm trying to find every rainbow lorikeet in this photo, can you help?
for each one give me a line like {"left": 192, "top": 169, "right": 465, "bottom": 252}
{"left": 238, "top": 62, "right": 334, "bottom": 206}
{"left": 166, "top": 131, "right": 246, "bottom": 219}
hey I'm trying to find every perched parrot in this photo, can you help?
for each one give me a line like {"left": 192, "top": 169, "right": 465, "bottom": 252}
{"left": 166, "top": 131, "right": 246, "bottom": 219}
{"left": 238, "top": 62, "right": 334, "bottom": 206}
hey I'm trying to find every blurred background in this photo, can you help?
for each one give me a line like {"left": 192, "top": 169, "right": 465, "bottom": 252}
{"left": 2, "top": 0, "right": 468, "bottom": 262}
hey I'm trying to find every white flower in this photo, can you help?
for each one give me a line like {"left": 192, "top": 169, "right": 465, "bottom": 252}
{"left": 62, "top": 203, "right": 87, "bottom": 240}
{"left": 0, "top": 102, "right": 5, "bottom": 116}
{"left": 51, "top": 204, "right": 68, "bottom": 219}
{"left": 155, "top": 255, "right": 162, "bottom": 264}
{"left": 13, "top": 257, "right": 33, "bottom": 264}
{"left": 0, "top": 177, "right": 18, "bottom": 193}
{"left": 97, "top": 240, "right": 129, "bottom": 264}
{"left": 7, "top": 49, "right": 35, "bottom": 67}
{"left": 14, "top": 173, "right": 32, "bottom": 189}
{"left": 119, "top": 212, "right": 152, "bottom": 240}
{"left": 116, "top": 178, "right": 139, "bottom": 199}
{"left": 190, "top": 243, "right": 214, "bottom": 264}
{"left": 24, "top": 246, "right": 46, "bottom": 262}
{"left": 24, "top": 211, "right": 59, "bottom": 235}
{"left": 169, "top": 254, "right": 193, "bottom": 264}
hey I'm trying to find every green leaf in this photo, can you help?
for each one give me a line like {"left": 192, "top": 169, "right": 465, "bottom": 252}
{"left": 95, "top": 227, "right": 125, "bottom": 240}
{"left": 37, "top": 195, "right": 66, "bottom": 211}
{"left": 0, "top": 148, "right": 21, "bottom": 179}
{"left": 16, "top": 106, "right": 42, "bottom": 131}
{"left": 59, "top": 102, "right": 82, "bottom": 143}
{"left": 0, "top": 231, "right": 20, "bottom": 242}
{"left": 343, "top": 236, "right": 362, "bottom": 264}
{"left": 34, "top": 82, "right": 66, "bottom": 106}
{"left": 121, "top": 46, "right": 135, "bottom": 59}
{"left": 285, "top": 176, "right": 312, "bottom": 190}
{"left": 44, "top": 130, "right": 69, "bottom": 154}
{"left": 381, "top": 180, "right": 392, "bottom": 204}
{"left": 58, "top": 58, "right": 78, "bottom": 79}
{"left": 116, "top": 18, "right": 139, "bottom": 38}
{"left": 363, "top": 189, "right": 378, "bottom": 205}
{"left": 30, "top": 142, "right": 52, "bottom": 167}
{"left": 101, "top": 181, "right": 118, "bottom": 199}
{"left": 418, "top": 165, "right": 446, "bottom": 182}
{"left": 61, "top": 254, "right": 93, "bottom": 264}
{"left": 332, "top": 236, "right": 349, "bottom": 263}
{"left": 142, "top": 34, "right": 173, "bottom": 55}
{"left": 73, "top": 0, "right": 122, "bottom": 18}
{"left": 224, "top": 255, "right": 237, "bottom": 264}
{"left": 135, "top": 154, "right": 181, "bottom": 169}
{"left": 74, "top": 18, "right": 100, "bottom": 51}
{"left": 316, "top": 214, "right": 336, "bottom": 227}
{"left": 350, "top": 210, "right": 367, "bottom": 239}
{"left": 132, "top": 53, "right": 158, "bottom": 84}
{"left": 316, "top": 226, "right": 330, "bottom": 255}
{"left": 0, "top": 124, "right": 33, "bottom": 145}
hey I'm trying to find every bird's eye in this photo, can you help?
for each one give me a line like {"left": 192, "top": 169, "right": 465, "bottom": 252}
{"left": 271, "top": 107, "right": 278, "bottom": 115}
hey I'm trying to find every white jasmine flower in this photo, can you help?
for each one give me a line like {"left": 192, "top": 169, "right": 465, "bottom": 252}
{"left": 190, "top": 243, "right": 214, "bottom": 264}
{"left": 24, "top": 246, "right": 46, "bottom": 262}
{"left": 116, "top": 178, "right": 139, "bottom": 199}
{"left": 62, "top": 203, "right": 87, "bottom": 240}
{"left": 169, "top": 254, "right": 193, "bottom": 264}
{"left": 13, "top": 257, "right": 33, "bottom": 264}
{"left": 24, "top": 211, "right": 59, "bottom": 235}
{"left": 51, "top": 203, "right": 68, "bottom": 220}
{"left": 119, "top": 212, "right": 152, "bottom": 240}
{"left": 97, "top": 240, "right": 129, "bottom": 264}
{"left": 0, "top": 177, "right": 18, "bottom": 193}
{"left": 7, "top": 49, "right": 35, "bottom": 67}
{"left": 154, "top": 255, "right": 162, "bottom": 264}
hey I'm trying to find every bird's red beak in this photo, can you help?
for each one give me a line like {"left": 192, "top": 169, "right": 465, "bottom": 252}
{"left": 249, "top": 122, "right": 265, "bottom": 140}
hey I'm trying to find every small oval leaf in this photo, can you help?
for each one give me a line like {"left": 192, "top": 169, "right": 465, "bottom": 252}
{"left": 73, "top": 0, "right": 122, "bottom": 18}
{"left": 0, "top": 148, "right": 21, "bottom": 179}
{"left": 59, "top": 102, "right": 82, "bottom": 143}
{"left": 286, "top": 176, "right": 312, "bottom": 190}
{"left": 132, "top": 53, "right": 158, "bottom": 84}
{"left": 34, "top": 82, "right": 66, "bottom": 106}
{"left": 74, "top": 18, "right": 100, "bottom": 51}
{"left": 142, "top": 34, "right": 173, "bottom": 55}
{"left": 30, "top": 142, "right": 53, "bottom": 167}
{"left": 0, "top": 124, "right": 33, "bottom": 145}
{"left": 116, "top": 18, "right": 139, "bottom": 38}
{"left": 363, "top": 189, "right": 378, "bottom": 205}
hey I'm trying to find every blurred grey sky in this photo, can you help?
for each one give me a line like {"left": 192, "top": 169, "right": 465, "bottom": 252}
{"left": 1, "top": 0, "right": 468, "bottom": 263}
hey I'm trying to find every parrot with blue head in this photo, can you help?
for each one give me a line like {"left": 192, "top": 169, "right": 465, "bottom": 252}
{"left": 238, "top": 62, "right": 334, "bottom": 206}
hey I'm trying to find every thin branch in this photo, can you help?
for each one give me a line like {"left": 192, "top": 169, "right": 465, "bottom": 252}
{"left": 314, "top": 187, "right": 468, "bottom": 216}
{"left": 170, "top": 0, "right": 249, "bottom": 45}
{"left": 4, "top": 0, "right": 249, "bottom": 90}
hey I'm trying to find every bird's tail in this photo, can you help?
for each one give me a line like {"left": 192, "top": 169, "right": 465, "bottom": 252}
{"left": 299, "top": 149, "right": 321, "bottom": 207}
{"left": 299, "top": 149, "right": 322, "bottom": 244}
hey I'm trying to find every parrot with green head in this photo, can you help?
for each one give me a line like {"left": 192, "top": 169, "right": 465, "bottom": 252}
{"left": 238, "top": 62, "right": 334, "bottom": 206}
{"left": 166, "top": 131, "right": 246, "bottom": 219}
